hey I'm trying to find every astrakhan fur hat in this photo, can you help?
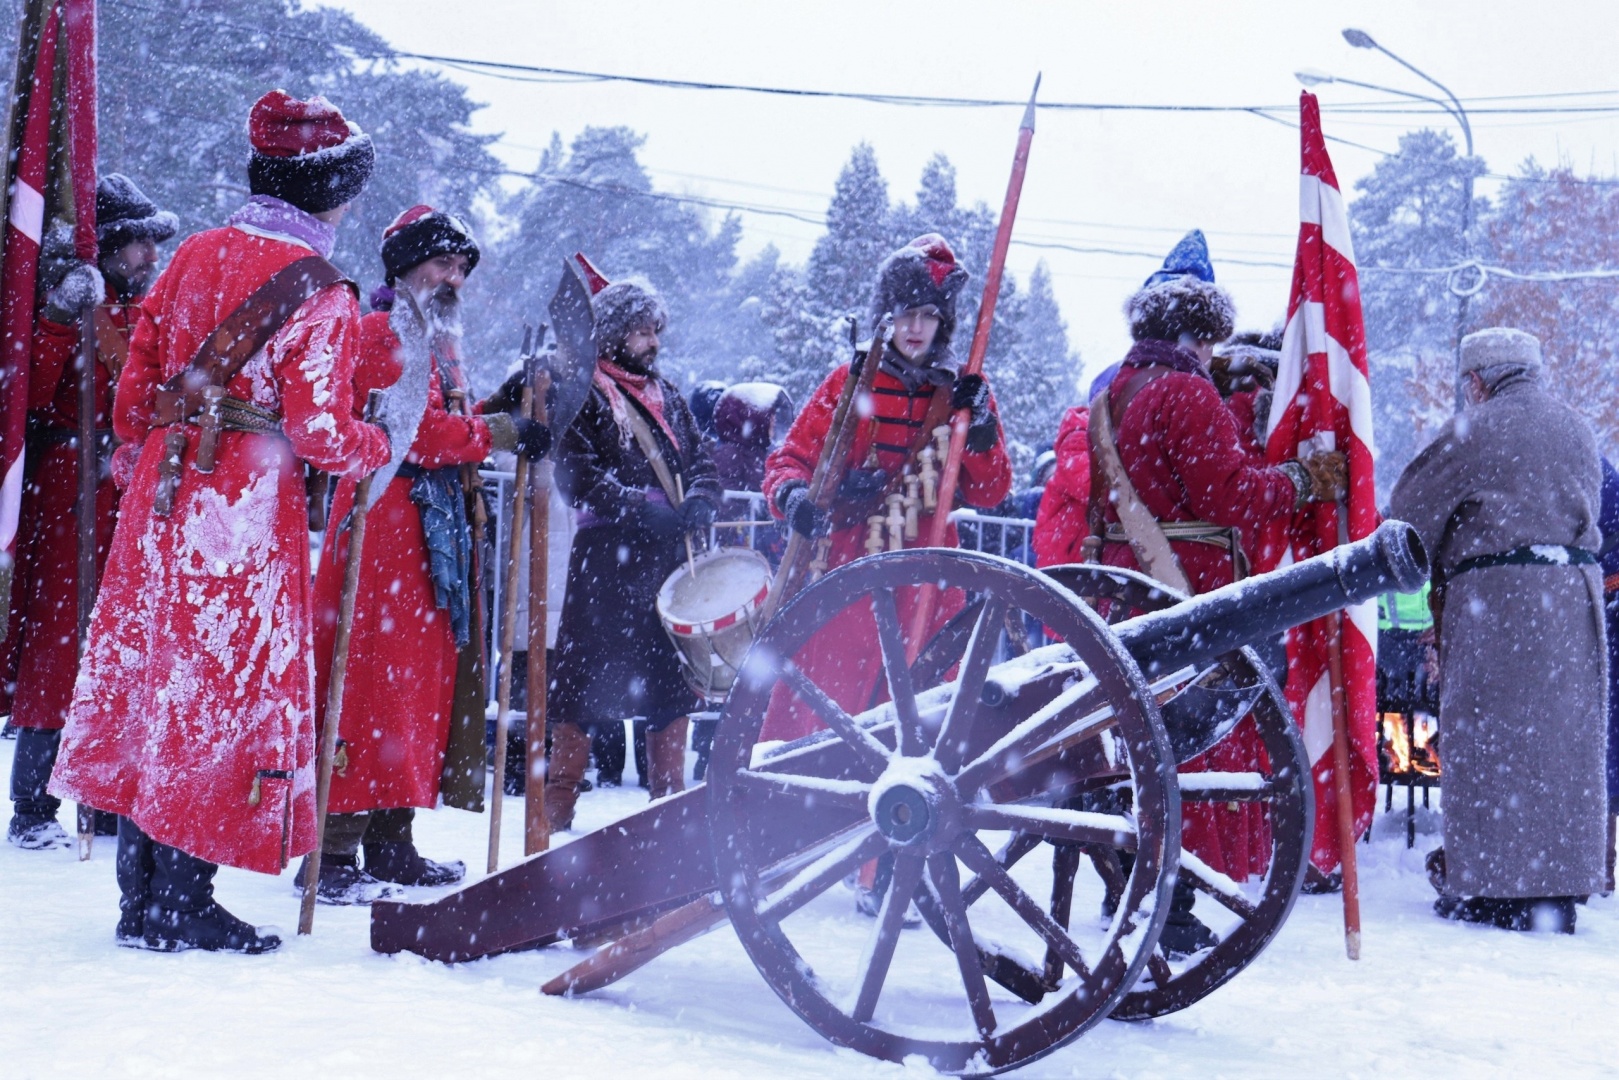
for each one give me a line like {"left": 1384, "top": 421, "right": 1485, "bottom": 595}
{"left": 593, "top": 278, "right": 668, "bottom": 352}
{"left": 1125, "top": 275, "right": 1236, "bottom": 344}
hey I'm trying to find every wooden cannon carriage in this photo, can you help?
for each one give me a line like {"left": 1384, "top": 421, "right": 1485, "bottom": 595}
{"left": 372, "top": 520, "right": 1428, "bottom": 1076}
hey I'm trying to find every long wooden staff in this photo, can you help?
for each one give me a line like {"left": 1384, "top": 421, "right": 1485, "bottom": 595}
{"left": 523, "top": 361, "right": 553, "bottom": 856}
{"left": 758, "top": 319, "right": 890, "bottom": 624}
{"left": 73, "top": 305, "right": 98, "bottom": 860}
{"left": 1326, "top": 612, "right": 1362, "bottom": 959}
{"left": 486, "top": 332, "right": 533, "bottom": 871}
{"left": 906, "top": 75, "right": 1039, "bottom": 650}
{"left": 298, "top": 389, "right": 383, "bottom": 936}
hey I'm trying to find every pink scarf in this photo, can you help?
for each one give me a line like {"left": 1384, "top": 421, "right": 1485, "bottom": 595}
{"left": 594, "top": 360, "right": 681, "bottom": 450}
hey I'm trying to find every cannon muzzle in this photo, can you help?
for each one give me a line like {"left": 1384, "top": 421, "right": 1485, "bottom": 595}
{"left": 1117, "top": 519, "right": 1428, "bottom": 678}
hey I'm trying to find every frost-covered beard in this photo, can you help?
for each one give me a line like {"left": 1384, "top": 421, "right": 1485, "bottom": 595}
{"left": 611, "top": 336, "right": 659, "bottom": 375}
{"left": 409, "top": 280, "right": 464, "bottom": 351}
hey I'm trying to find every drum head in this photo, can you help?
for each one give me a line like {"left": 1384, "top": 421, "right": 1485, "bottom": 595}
{"left": 658, "top": 546, "right": 773, "bottom": 633}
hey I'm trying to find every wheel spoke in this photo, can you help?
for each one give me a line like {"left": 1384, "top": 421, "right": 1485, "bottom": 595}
{"left": 1177, "top": 771, "right": 1278, "bottom": 803}
{"left": 870, "top": 588, "right": 926, "bottom": 756}
{"left": 934, "top": 597, "right": 1008, "bottom": 773}
{"left": 735, "top": 770, "right": 872, "bottom": 820}
{"left": 781, "top": 661, "right": 891, "bottom": 776}
{"left": 961, "top": 830, "right": 1043, "bottom": 907}
{"left": 927, "top": 851, "right": 997, "bottom": 1039}
{"left": 1179, "top": 850, "right": 1258, "bottom": 920}
{"left": 1045, "top": 845, "right": 1083, "bottom": 986}
{"left": 953, "top": 677, "right": 1110, "bottom": 794}
{"left": 1147, "top": 950, "right": 1175, "bottom": 987}
{"left": 849, "top": 851, "right": 927, "bottom": 1023}
{"left": 956, "top": 836, "right": 1093, "bottom": 988}
{"left": 759, "top": 827, "right": 887, "bottom": 922}
{"left": 962, "top": 803, "right": 1138, "bottom": 853}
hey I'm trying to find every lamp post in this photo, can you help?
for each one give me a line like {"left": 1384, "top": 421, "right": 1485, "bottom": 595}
{"left": 1339, "top": 29, "right": 1477, "bottom": 407}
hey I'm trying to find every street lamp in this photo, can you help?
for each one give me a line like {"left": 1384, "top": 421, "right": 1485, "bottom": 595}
{"left": 1339, "top": 28, "right": 1477, "bottom": 408}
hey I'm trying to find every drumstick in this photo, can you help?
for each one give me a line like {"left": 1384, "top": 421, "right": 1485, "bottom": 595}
{"left": 676, "top": 475, "right": 698, "bottom": 579}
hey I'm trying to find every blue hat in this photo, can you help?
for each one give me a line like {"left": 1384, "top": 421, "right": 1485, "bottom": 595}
{"left": 1142, "top": 229, "right": 1214, "bottom": 288}
{"left": 1088, "top": 362, "right": 1120, "bottom": 401}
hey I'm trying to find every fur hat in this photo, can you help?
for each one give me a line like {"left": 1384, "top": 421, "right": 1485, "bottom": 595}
{"left": 869, "top": 233, "right": 970, "bottom": 348}
{"left": 95, "top": 174, "right": 177, "bottom": 252}
{"left": 1125, "top": 276, "right": 1236, "bottom": 344}
{"left": 1460, "top": 327, "right": 1542, "bottom": 375}
{"left": 247, "top": 90, "right": 375, "bottom": 215}
{"left": 593, "top": 278, "right": 668, "bottom": 353}
{"left": 380, "top": 205, "right": 480, "bottom": 284}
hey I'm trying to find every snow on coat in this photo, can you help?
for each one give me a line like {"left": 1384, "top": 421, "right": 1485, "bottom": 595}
{"left": 1032, "top": 405, "right": 1090, "bottom": 568}
{"left": 3, "top": 285, "right": 130, "bottom": 730}
{"left": 313, "top": 312, "right": 493, "bottom": 815}
{"left": 759, "top": 359, "right": 1012, "bottom": 742}
{"left": 49, "top": 224, "right": 389, "bottom": 875}
{"left": 1391, "top": 375, "right": 1608, "bottom": 898}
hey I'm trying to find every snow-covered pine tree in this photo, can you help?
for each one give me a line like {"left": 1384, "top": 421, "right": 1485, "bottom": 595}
{"left": 994, "top": 262, "right": 1080, "bottom": 479}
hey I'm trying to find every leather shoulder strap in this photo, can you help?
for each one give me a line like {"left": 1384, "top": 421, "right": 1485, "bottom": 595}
{"left": 93, "top": 305, "right": 131, "bottom": 379}
{"left": 618, "top": 392, "right": 685, "bottom": 507}
{"left": 162, "top": 255, "right": 353, "bottom": 396}
{"left": 1088, "top": 388, "right": 1192, "bottom": 594}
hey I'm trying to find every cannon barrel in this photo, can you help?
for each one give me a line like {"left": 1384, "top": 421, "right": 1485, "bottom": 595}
{"left": 1117, "top": 519, "right": 1428, "bottom": 678}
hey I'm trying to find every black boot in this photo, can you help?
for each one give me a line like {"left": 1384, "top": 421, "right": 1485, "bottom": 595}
{"left": 633, "top": 720, "right": 650, "bottom": 790}
{"left": 93, "top": 809, "right": 119, "bottom": 837}
{"left": 294, "top": 811, "right": 402, "bottom": 905}
{"left": 1157, "top": 878, "right": 1219, "bottom": 959}
{"left": 115, "top": 817, "right": 154, "bottom": 946}
{"left": 592, "top": 721, "right": 625, "bottom": 787}
{"left": 362, "top": 808, "right": 464, "bottom": 887}
{"left": 1435, "top": 895, "right": 1577, "bottom": 934}
{"left": 7, "top": 727, "right": 68, "bottom": 850}
{"left": 142, "top": 841, "right": 280, "bottom": 954}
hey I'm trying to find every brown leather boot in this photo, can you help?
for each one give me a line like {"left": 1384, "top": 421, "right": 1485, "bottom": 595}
{"left": 544, "top": 722, "right": 591, "bottom": 831}
{"left": 647, "top": 717, "right": 689, "bottom": 801}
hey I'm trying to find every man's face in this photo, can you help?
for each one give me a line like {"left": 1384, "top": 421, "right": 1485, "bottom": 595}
{"left": 892, "top": 305, "right": 941, "bottom": 362}
{"left": 102, "top": 238, "right": 160, "bottom": 298}
{"left": 401, "top": 253, "right": 469, "bottom": 333}
{"left": 618, "top": 323, "right": 661, "bottom": 369}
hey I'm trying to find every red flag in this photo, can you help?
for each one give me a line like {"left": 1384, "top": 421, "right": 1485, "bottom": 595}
{"left": 1263, "top": 93, "right": 1379, "bottom": 874}
{"left": 0, "top": 0, "right": 97, "bottom": 614}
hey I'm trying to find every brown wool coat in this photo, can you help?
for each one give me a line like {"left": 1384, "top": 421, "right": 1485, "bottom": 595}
{"left": 1390, "top": 375, "right": 1608, "bottom": 899}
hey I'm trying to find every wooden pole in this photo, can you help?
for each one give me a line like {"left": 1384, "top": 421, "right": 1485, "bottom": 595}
{"left": 906, "top": 76, "right": 1039, "bottom": 651}
{"left": 73, "top": 305, "right": 98, "bottom": 860}
{"left": 486, "top": 382, "right": 532, "bottom": 873}
{"left": 1326, "top": 611, "right": 1363, "bottom": 959}
{"left": 299, "top": 392, "right": 383, "bottom": 935}
{"left": 524, "top": 370, "right": 554, "bottom": 856}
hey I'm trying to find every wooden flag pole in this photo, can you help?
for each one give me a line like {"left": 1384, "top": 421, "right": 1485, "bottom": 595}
{"left": 1326, "top": 611, "right": 1363, "bottom": 960}
{"left": 486, "top": 377, "right": 533, "bottom": 873}
{"left": 523, "top": 369, "right": 554, "bottom": 856}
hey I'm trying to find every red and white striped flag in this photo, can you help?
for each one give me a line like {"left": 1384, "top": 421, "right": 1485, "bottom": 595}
{"left": 1263, "top": 92, "right": 1379, "bottom": 875}
{"left": 0, "top": 0, "right": 98, "bottom": 618}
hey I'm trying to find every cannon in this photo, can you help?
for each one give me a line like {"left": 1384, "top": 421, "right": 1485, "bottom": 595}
{"left": 372, "top": 520, "right": 1428, "bottom": 1076}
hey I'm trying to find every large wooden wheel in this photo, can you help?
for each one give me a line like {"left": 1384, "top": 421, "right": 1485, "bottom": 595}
{"left": 911, "top": 564, "right": 1313, "bottom": 1021}
{"left": 707, "top": 549, "right": 1180, "bottom": 1076}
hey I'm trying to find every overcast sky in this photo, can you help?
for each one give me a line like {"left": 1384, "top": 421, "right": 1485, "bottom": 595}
{"left": 324, "top": 0, "right": 1619, "bottom": 382}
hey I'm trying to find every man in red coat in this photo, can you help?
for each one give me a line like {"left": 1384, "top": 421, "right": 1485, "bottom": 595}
{"left": 50, "top": 92, "right": 389, "bottom": 954}
{"left": 5, "top": 175, "right": 175, "bottom": 850}
{"left": 1091, "top": 231, "right": 1344, "bottom": 955}
{"left": 305, "top": 206, "right": 548, "bottom": 904}
{"left": 762, "top": 235, "right": 1012, "bottom": 742}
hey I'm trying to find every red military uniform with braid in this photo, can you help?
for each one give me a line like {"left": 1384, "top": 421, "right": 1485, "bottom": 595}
{"left": 760, "top": 360, "right": 1012, "bottom": 741}
{"left": 1, "top": 282, "right": 131, "bottom": 729}
{"left": 312, "top": 310, "right": 496, "bottom": 813}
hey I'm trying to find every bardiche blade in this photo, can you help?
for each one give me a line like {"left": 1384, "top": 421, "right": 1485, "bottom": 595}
{"left": 364, "top": 289, "right": 435, "bottom": 511}
{"left": 545, "top": 257, "right": 598, "bottom": 438}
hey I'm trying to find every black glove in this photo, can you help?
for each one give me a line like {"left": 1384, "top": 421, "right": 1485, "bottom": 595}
{"left": 775, "top": 480, "right": 824, "bottom": 539}
{"left": 512, "top": 419, "right": 551, "bottom": 462}
{"left": 678, "top": 493, "right": 717, "bottom": 535}
{"left": 835, "top": 467, "right": 888, "bottom": 503}
{"left": 42, "top": 263, "right": 102, "bottom": 325}
{"left": 483, "top": 369, "right": 528, "bottom": 416}
{"left": 952, "top": 373, "right": 1000, "bottom": 453}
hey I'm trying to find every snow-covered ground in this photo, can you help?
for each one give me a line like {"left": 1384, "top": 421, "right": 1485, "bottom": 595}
{"left": 3, "top": 734, "right": 1616, "bottom": 1079}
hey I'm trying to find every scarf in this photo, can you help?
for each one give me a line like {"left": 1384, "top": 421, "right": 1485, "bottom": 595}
{"left": 408, "top": 467, "right": 472, "bottom": 648}
{"left": 226, "top": 195, "right": 336, "bottom": 258}
{"left": 1120, "top": 338, "right": 1211, "bottom": 380}
{"left": 594, "top": 359, "right": 682, "bottom": 451}
{"left": 878, "top": 345, "right": 956, "bottom": 392}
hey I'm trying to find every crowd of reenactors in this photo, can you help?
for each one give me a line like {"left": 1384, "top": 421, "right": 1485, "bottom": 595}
{"left": 5, "top": 89, "right": 1612, "bottom": 956}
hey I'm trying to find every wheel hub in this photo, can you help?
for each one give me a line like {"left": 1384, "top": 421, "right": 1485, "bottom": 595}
{"left": 868, "top": 758, "right": 956, "bottom": 848}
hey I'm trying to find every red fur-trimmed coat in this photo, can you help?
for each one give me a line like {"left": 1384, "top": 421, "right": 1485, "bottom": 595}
{"left": 50, "top": 225, "right": 388, "bottom": 875}
{"left": 312, "top": 311, "right": 494, "bottom": 814}
{"left": 760, "top": 359, "right": 1012, "bottom": 741}
{"left": 2, "top": 283, "right": 130, "bottom": 729}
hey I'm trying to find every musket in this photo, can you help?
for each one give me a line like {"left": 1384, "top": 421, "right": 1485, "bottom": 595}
{"left": 906, "top": 74, "right": 1041, "bottom": 651}
{"left": 759, "top": 317, "right": 891, "bottom": 624}
{"left": 298, "top": 386, "right": 387, "bottom": 936}
{"left": 73, "top": 302, "right": 97, "bottom": 859}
